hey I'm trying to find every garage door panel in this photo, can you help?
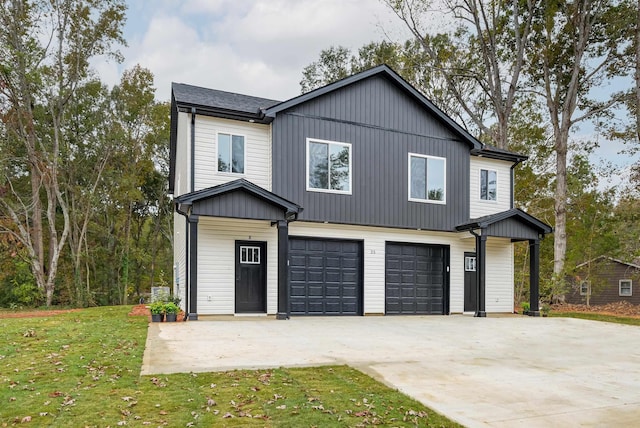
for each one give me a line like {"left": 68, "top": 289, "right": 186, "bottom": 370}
{"left": 385, "top": 242, "right": 447, "bottom": 315}
{"left": 289, "top": 238, "right": 362, "bottom": 316}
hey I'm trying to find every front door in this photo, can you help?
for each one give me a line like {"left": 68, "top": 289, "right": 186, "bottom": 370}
{"left": 464, "top": 252, "right": 477, "bottom": 312}
{"left": 235, "top": 241, "right": 267, "bottom": 313}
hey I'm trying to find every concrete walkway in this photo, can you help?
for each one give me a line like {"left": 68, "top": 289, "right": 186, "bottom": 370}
{"left": 141, "top": 315, "right": 640, "bottom": 427}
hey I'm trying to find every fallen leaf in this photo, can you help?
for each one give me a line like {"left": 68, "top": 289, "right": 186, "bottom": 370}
{"left": 222, "top": 412, "right": 234, "bottom": 418}
{"left": 21, "top": 416, "right": 31, "bottom": 423}
{"left": 276, "top": 405, "right": 286, "bottom": 410}
{"left": 206, "top": 398, "right": 216, "bottom": 406}
{"left": 121, "top": 396, "right": 133, "bottom": 402}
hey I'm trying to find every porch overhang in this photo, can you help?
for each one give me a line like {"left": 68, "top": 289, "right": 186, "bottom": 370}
{"left": 456, "top": 209, "right": 552, "bottom": 318}
{"left": 174, "top": 178, "right": 303, "bottom": 221}
{"left": 455, "top": 208, "right": 553, "bottom": 240}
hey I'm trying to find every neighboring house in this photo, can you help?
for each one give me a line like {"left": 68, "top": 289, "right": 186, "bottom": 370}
{"left": 566, "top": 256, "right": 640, "bottom": 306}
{"left": 169, "top": 65, "right": 552, "bottom": 320}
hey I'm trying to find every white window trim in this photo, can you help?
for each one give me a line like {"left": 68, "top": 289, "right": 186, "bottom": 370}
{"left": 216, "top": 131, "right": 247, "bottom": 176}
{"left": 305, "top": 137, "right": 352, "bottom": 195}
{"left": 619, "top": 279, "right": 633, "bottom": 297}
{"left": 465, "top": 256, "right": 476, "bottom": 272}
{"left": 479, "top": 168, "right": 498, "bottom": 203}
{"left": 579, "top": 281, "right": 590, "bottom": 296}
{"left": 240, "top": 246, "right": 261, "bottom": 264}
{"left": 408, "top": 152, "right": 447, "bottom": 205}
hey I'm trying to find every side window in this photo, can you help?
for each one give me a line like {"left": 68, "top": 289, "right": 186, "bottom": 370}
{"left": 409, "top": 153, "right": 446, "bottom": 204}
{"left": 218, "top": 133, "right": 245, "bottom": 174}
{"left": 579, "top": 281, "right": 590, "bottom": 296}
{"left": 306, "top": 138, "right": 351, "bottom": 194}
{"left": 480, "top": 169, "right": 497, "bottom": 201}
{"left": 619, "top": 279, "right": 632, "bottom": 296}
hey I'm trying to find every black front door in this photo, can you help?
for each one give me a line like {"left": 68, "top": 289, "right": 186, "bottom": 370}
{"left": 464, "top": 252, "right": 477, "bottom": 312}
{"left": 235, "top": 241, "right": 267, "bottom": 313}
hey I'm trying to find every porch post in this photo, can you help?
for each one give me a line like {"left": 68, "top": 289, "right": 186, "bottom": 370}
{"left": 276, "top": 220, "right": 290, "bottom": 320}
{"left": 188, "top": 215, "right": 199, "bottom": 320}
{"left": 476, "top": 232, "right": 487, "bottom": 317}
{"left": 529, "top": 239, "right": 541, "bottom": 316}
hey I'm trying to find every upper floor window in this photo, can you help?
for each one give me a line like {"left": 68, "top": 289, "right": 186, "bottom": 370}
{"left": 619, "top": 279, "right": 632, "bottom": 296}
{"left": 409, "top": 153, "right": 446, "bottom": 204}
{"left": 218, "top": 133, "right": 245, "bottom": 174}
{"left": 306, "top": 138, "right": 351, "bottom": 194}
{"left": 480, "top": 169, "right": 497, "bottom": 201}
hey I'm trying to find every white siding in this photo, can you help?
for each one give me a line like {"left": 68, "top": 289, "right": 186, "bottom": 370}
{"left": 197, "top": 217, "right": 278, "bottom": 315}
{"left": 485, "top": 238, "right": 515, "bottom": 312}
{"left": 193, "top": 116, "right": 271, "bottom": 191}
{"left": 289, "top": 222, "right": 483, "bottom": 314}
{"left": 173, "top": 212, "right": 187, "bottom": 311}
{"left": 469, "top": 156, "right": 512, "bottom": 218}
{"left": 174, "top": 112, "right": 190, "bottom": 196}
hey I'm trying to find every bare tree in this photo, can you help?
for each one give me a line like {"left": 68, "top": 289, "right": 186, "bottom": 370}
{"left": 384, "top": 0, "right": 535, "bottom": 149}
{"left": 0, "top": 0, "right": 125, "bottom": 306}
{"left": 528, "top": 0, "right": 632, "bottom": 289}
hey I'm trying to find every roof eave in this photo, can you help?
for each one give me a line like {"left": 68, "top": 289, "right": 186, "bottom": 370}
{"left": 175, "top": 103, "right": 272, "bottom": 124}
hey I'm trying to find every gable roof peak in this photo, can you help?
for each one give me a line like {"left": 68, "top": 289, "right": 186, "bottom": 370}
{"left": 264, "top": 64, "right": 484, "bottom": 150}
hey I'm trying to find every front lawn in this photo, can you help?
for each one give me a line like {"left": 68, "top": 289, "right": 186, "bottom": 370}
{"left": 0, "top": 306, "right": 460, "bottom": 427}
{"left": 550, "top": 311, "right": 640, "bottom": 326}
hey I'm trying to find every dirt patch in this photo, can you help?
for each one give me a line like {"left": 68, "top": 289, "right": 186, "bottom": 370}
{"left": 128, "top": 304, "right": 186, "bottom": 322}
{"left": 0, "top": 309, "right": 81, "bottom": 319}
{"left": 552, "top": 301, "right": 640, "bottom": 318}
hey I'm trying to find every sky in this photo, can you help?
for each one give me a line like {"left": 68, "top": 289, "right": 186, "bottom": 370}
{"left": 95, "top": 0, "right": 410, "bottom": 102}
{"left": 94, "top": 0, "right": 637, "bottom": 189}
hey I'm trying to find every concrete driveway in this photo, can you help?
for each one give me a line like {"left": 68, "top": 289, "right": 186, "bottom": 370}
{"left": 142, "top": 315, "right": 640, "bottom": 427}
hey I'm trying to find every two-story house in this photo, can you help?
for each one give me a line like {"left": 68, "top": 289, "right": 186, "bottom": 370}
{"left": 169, "top": 65, "right": 552, "bottom": 320}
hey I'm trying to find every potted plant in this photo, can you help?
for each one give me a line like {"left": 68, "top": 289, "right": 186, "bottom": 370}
{"left": 541, "top": 303, "right": 551, "bottom": 317}
{"left": 150, "top": 301, "right": 165, "bottom": 322}
{"left": 164, "top": 302, "right": 179, "bottom": 322}
{"left": 520, "top": 301, "right": 530, "bottom": 315}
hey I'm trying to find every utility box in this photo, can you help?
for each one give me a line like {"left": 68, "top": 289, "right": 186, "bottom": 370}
{"left": 150, "top": 287, "right": 170, "bottom": 302}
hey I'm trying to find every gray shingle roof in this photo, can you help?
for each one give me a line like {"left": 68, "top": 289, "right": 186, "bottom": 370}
{"left": 172, "top": 82, "right": 281, "bottom": 114}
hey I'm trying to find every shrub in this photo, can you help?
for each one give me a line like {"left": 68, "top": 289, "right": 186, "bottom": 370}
{"left": 149, "top": 301, "right": 165, "bottom": 315}
{"left": 164, "top": 302, "right": 179, "bottom": 314}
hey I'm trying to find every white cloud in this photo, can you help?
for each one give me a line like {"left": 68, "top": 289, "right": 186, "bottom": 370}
{"left": 111, "top": 0, "right": 410, "bottom": 101}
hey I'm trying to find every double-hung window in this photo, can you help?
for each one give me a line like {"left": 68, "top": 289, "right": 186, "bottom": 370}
{"left": 306, "top": 138, "right": 351, "bottom": 193}
{"left": 480, "top": 169, "right": 497, "bottom": 201}
{"left": 619, "top": 279, "right": 632, "bottom": 296}
{"left": 408, "top": 153, "right": 446, "bottom": 203}
{"left": 218, "top": 133, "right": 245, "bottom": 174}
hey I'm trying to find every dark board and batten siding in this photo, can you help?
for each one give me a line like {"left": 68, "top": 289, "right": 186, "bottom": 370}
{"left": 272, "top": 75, "right": 471, "bottom": 231}
{"left": 191, "top": 190, "right": 286, "bottom": 221}
{"left": 565, "top": 260, "right": 640, "bottom": 306}
{"left": 485, "top": 218, "right": 540, "bottom": 241}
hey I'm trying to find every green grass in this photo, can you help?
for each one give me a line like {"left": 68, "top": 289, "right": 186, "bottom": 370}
{"left": 551, "top": 311, "right": 640, "bottom": 326}
{"left": 0, "top": 307, "right": 461, "bottom": 427}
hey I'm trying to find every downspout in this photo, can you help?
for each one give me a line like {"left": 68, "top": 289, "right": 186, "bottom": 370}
{"left": 190, "top": 107, "right": 196, "bottom": 193}
{"left": 176, "top": 204, "right": 190, "bottom": 321}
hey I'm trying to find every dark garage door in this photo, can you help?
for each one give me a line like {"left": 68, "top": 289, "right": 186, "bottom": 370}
{"left": 385, "top": 242, "right": 448, "bottom": 315}
{"left": 289, "top": 238, "right": 363, "bottom": 315}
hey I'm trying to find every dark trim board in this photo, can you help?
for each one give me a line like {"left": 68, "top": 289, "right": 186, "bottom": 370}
{"left": 385, "top": 241, "right": 450, "bottom": 315}
{"left": 288, "top": 236, "right": 364, "bottom": 316}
